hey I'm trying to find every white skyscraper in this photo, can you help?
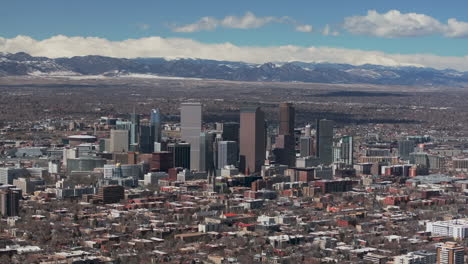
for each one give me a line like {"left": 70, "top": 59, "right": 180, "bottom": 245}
{"left": 181, "top": 102, "right": 202, "bottom": 171}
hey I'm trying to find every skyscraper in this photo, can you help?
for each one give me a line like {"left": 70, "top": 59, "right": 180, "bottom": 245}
{"left": 200, "top": 131, "right": 216, "bottom": 173}
{"left": 275, "top": 102, "right": 296, "bottom": 166}
{"left": 219, "top": 122, "right": 240, "bottom": 142}
{"left": 300, "top": 136, "right": 314, "bottom": 157}
{"left": 110, "top": 129, "right": 129, "bottom": 153}
{"left": 167, "top": 143, "right": 191, "bottom": 169}
{"left": 339, "top": 136, "right": 353, "bottom": 165}
{"left": 398, "top": 139, "right": 415, "bottom": 160}
{"left": 239, "top": 107, "right": 266, "bottom": 174}
{"left": 218, "top": 141, "right": 238, "bottom": 169}
{"left": 437, "top": 241, "right": 464, "bottom": 264}
{"left": 181, "top": 102, "right": 202, "bottom": 171}
{"left": 0, "top": 188, "right": 20, "bottom": 217}
{"left": 279, "top": 102, "right": 295, "bottom": 136}
{"left": 130, "top": 113, "right": 140, "bottom": 145}
{"left": 150, "top": 152, "right": 173, "bottom": 172}
{"left": 138, "top": 125, "right": 155, "bottom": 153}
{"left": 316, "top": 119, "right": 333, "bottom": 164}
{"left": 150, "top": 108, "right": 162, "bottom": 143}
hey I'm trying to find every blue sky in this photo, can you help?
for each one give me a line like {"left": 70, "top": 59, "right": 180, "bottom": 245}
{"left": 2, "top": 0, "right": 468, "bottom": 70}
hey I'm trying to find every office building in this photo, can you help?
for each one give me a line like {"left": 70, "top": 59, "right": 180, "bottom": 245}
{"left": 0, "top": 188, "right": 20, "bottom": 217}
{"left": 97, "top": 185, "right": 125, "bottom": 204}
{"left": 218, "top": 141, "right": 238, "bottom": 169}
{"left": 428, "top": 154, "right": 445, "bottom": 170}
{"left": 410, "top": 152, "right": 430, "bottom": 168}
{"left": 167, "top": 142, "right": 191, "bottom": 169}
{"left": 181, "top": 102, "right": 203, "bottom": 171}
{"left": 300, "top": 136, "right": 314, "bottom": 157}
{"left": 274, "top": 103, "right": 296, "bottom": 167}
{"left": 130, "top": 113, "right": 140, "bottom": 145}
{"left": 150, "top": 108, "right": 162, "bottom": 143}
{"left": 144, "top": 172, "right": 168, "bottom": 186}
{"left": 150, "top": 152, "right": 173, "bottom": 172}
{"left": 200, "top": 131, "right": 216, "bottom": 173}
{"left": 314, "top": 165, "right": 333, "bottom": 180}
{"left": 274, "top": 135, "right": 296, "bottom": 166}
{"left": 219, "top": 122, "right": 240, "bottom": 142}
{"left": 115, "top": 120, "right": 132, "bottom": 131}
{"left": 13, "top": 178, "right": 35, "bottom": 194}
{"left": 279, "top": 102, "right": 295, "bottom": 136}
{"left": 110, "top": 129, "right": 129, "bottom": 153}
{"left": 48, "top": 160, "right": 60, "bottom": 174}
{"left": 333, "top": 145, "right": 342, "bottom": 163}
{"left": 316, "top": 119, "right": 334, "bottom": 164}
{"left": 75, "top": 144, "right": 97, "bottom": 158}
{"left": 338, "top": 136, "right": 353, "bottom": 165}
{"left": 398, "top": 140, "right": 415, "bottom": 160}
{"left": 437, "top": 242, "right": 464, "bottom": 264}
{"left": 139, "top": 124, "right": 155, "bottom": 153}
{"left": 239, "top": 107, "right": 266, "bottom": 174}
{"left": 103, "top": 164, "right": 143, "bottom": 179}
{"left": 66, "top": 157, "right": 106, "bottom": 174}
{"left": 0, "top": 168, "right": 29, "bottom": 185}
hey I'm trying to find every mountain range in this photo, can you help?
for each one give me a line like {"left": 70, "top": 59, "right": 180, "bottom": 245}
{"left": 1, "top": 52, "right": 468, "bottom": 86}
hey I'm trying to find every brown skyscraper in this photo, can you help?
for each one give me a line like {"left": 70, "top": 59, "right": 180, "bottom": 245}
{"left": 279, "top": 102, "right": 295, "bottom": 136}
{"left": 240, "top": 107, "right": 266, "bottom": 174}
{"left": 275, "top": 103, "right": 296, "bottom": 167}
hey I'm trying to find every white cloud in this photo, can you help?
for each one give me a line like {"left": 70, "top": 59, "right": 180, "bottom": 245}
{"left": 1, "top": 35, "right": 468, "bottom": 71}
{"left": 322, "top": 24, "right": 339, "bottom": 36}
{"left": 172, "top": 12, "right": 277, "bottom": 32}
{"left": 344, "top": 10, "right": 443, "bottom": 38}
{"left": 172, "top": 11, "right": 312, "bottom": 33}
{"left": 445, "top": 18, "right": 468, "bottom": 38}
{"left": 220, "top": 12, "right": 277, "bottom": 29}
{"left": 295, "top": 24, "right": 313, "bottom": 33}
{"left": 344, "top": 10, "right": 468, "bottom": 39}
{"left": 172, "top": 17, "right": 218, "bottom": 32}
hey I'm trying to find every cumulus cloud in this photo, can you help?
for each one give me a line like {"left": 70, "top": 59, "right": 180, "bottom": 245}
{"left": 344, "top": 10, "right": 443, "bottom": 38}
{"left": 322, "top": 24, "right": 339, "bottom": 36}
{"left": 445, "top": 18, "right": 468, "bottom": 38}
{"left": 172, "top": 11, "right": 312, "bottom": 33}
{"left": 344, "top": 10, "right": 468, "bottom": 38}
{"left": 1, "top": 35, "right": 468, "bottom": 71}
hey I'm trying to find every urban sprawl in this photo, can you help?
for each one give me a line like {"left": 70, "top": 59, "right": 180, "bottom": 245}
{"left": 0, "top": 101, "right": 467, "bottom": 264}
